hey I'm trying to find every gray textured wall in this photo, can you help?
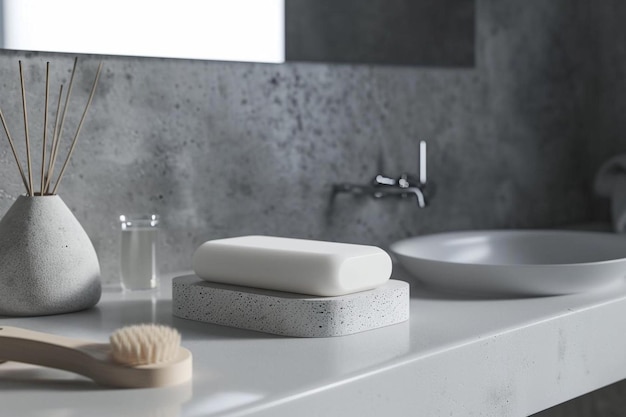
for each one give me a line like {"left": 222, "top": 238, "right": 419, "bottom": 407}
{"left": 0, "top": 0, "right": 594, "bottom": 285}
{"left": 0, "top": 1, "right": 623, "bottom": 414}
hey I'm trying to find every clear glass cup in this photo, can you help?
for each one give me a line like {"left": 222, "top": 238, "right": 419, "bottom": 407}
{"left": 119, "top": 214, "right": 159, "bottom": 291}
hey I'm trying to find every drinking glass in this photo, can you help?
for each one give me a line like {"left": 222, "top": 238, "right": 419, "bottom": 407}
{"left": 119, "top": 214, "right": 159, "bottom": 290}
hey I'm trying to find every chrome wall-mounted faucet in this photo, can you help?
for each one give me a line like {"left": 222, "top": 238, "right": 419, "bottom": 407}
{"left": 332, "top": 141, "right": 435, "bottom": 208}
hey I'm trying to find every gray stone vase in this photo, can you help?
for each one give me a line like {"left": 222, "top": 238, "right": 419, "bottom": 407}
{"left": 0, "top": 195, "right": 101, "bottom": 316}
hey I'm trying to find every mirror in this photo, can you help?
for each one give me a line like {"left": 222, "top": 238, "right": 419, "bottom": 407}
{"left": 0, "top": 0, "right": 474, "bottom": 66}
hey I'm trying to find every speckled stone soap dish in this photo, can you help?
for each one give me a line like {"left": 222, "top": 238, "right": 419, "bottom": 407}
{"left": 172, "top": 275, "right": 409, "bottom": 337}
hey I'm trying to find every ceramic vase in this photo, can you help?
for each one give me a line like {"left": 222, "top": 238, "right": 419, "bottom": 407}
{"left": 0, "top": 195, "right": 101, "bottom": 316}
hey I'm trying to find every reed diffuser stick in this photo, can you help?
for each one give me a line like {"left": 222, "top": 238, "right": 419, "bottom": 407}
{"left": 52, "top": 61, "right": 102, "bottom": 195}
{"left": 0, "top": 108, "right": 29, "bottom": 193}
{"left": 2, "top": 58, "right": 100, "bottom": 196}
{"left": 18, "top": 61, "right": 33, "bottom": 196}
{"left": 44, "top": 84, "right": 64, "bottom": 194}
{"left": 40, "top": 62, "right": 50, "bottom": 196}
{"left": 46, "top": 57, "right": 77, "bottom": 193}
{"left": 54, "top": 58, "right": 77, "bottom": 154}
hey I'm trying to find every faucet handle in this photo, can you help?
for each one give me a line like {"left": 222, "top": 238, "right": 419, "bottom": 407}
{"left": 371, "top": 140, "right": 428, "bottom": 188}
{"left": 395, "top": 140, "right": 428, "bottom": 188}
{"left": 371, "top": 174, "right": 396, "bottom": 186}
{"left": 397, "top": 173, "right": 415, "bottom": 188}
{"left": 418, "top": 140, "right": 427, "bottom": 185}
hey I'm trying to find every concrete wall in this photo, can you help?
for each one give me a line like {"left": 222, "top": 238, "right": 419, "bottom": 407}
{"left": 0, "top": 0, "right": 594, "bottom": 285}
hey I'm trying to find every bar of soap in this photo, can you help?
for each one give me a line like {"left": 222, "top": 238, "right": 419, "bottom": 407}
{"left": 192, "top": 235, "right": 392, "bottom": 296}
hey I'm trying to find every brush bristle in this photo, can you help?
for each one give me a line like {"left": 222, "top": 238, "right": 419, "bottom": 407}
{"left": 109, "top": 324, "right": 181, "bottom": 366}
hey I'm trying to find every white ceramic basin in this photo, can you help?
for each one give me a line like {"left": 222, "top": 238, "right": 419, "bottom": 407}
{"left": 390, "top": 230, "right": 626, "bottom": 296}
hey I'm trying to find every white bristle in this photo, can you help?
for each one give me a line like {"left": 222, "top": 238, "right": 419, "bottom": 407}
{"left": 109, "top": 324, "right": 181, "bottom": 366}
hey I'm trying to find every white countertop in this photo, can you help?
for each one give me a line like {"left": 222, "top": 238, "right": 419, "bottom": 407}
{"left": 1, "top": 268, "right": 626, "bottom": 417}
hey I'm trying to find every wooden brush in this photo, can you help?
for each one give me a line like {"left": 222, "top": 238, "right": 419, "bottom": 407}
{"left": 0, "top": 324, "right": 192, "bottom": 388}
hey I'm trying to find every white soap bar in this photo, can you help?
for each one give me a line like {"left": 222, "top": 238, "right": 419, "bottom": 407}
{"left": 192, "top": 235, "right": 392, "bottom": 296}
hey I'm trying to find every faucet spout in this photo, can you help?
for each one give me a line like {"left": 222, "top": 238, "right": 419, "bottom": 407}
{"left": 332, "top": 183, "right": 430, "bottom": 208}
{"left": 372, "top": 186, "right": 427, "bottom": 207}
{"left": 402, "top": 187, "right": 426, "bottom": 208}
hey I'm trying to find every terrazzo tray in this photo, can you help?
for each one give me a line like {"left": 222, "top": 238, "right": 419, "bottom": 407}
{"left": 172, "top": 275, "right": 409, "bottom": 337}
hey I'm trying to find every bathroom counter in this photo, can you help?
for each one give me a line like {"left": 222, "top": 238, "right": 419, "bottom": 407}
{"left": 1, "top": 270, "right": 626, "bottom": 416}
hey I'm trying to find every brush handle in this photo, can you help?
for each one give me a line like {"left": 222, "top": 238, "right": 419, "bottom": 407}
{"left": 0, "top": 326, "right": 192, "bottom": 388}
{"left": 0, "top": 326, "right": 112, "bottom": 383}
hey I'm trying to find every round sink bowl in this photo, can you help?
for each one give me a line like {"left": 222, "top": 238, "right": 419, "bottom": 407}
{"left": 390, "top": 230, "right": 626, "bottom": 296}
